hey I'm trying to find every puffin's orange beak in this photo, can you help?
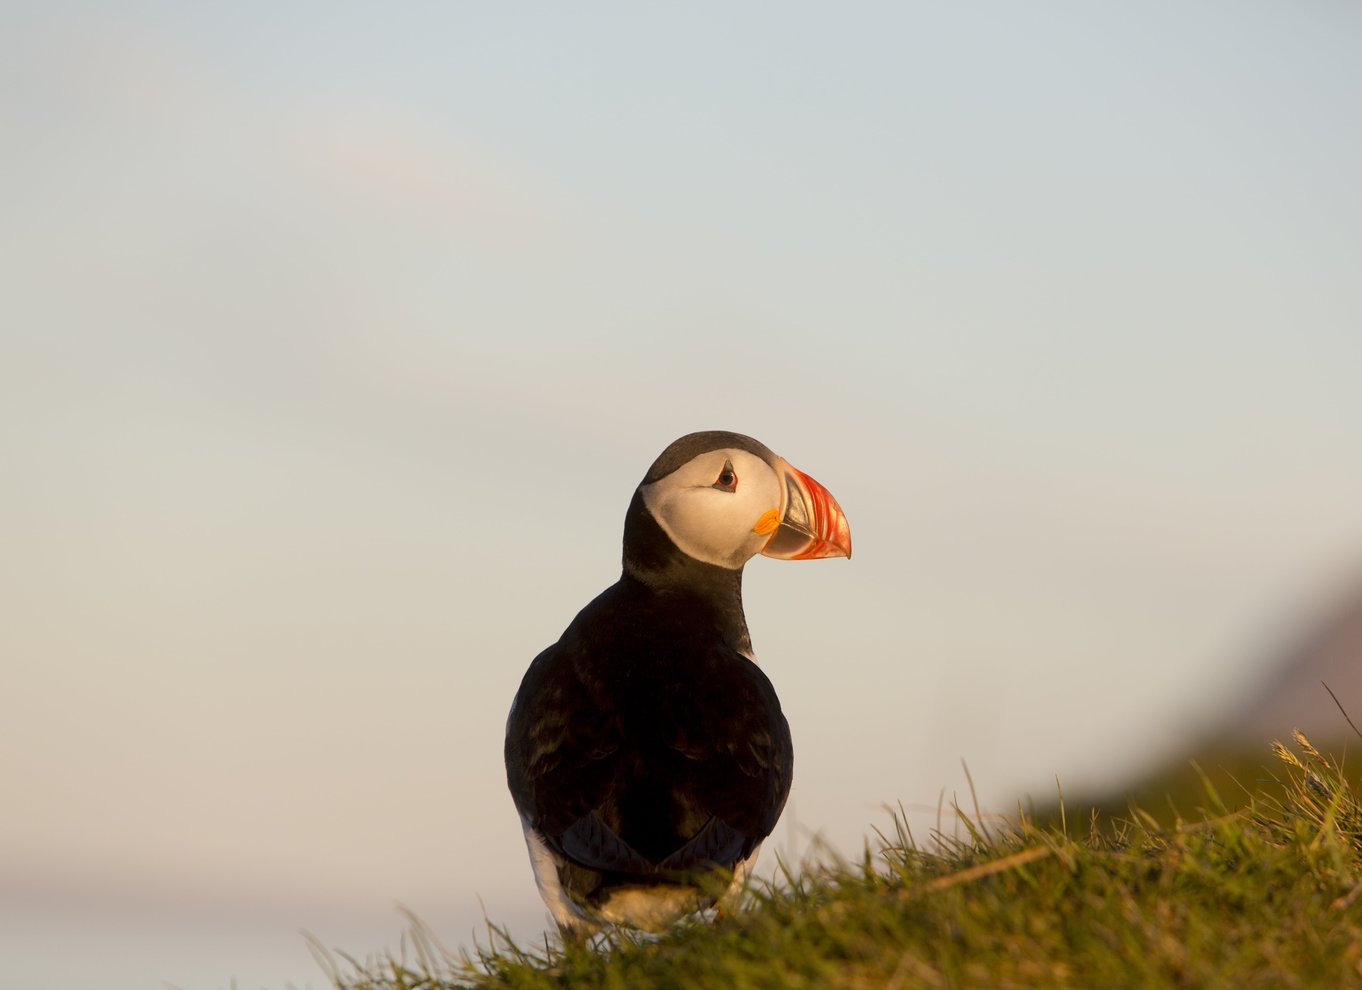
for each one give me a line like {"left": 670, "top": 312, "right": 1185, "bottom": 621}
{"left": 760, "top": 458, "right": 852, "bottom": 561}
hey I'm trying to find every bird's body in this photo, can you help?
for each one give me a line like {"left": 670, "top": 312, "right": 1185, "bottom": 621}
{"left": 505, "top": 431, "right": 850, "bottom": 936}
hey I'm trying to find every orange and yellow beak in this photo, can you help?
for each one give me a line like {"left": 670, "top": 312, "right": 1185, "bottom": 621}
{"left": 759, "top": 458, "right": 852, "bottom": 561}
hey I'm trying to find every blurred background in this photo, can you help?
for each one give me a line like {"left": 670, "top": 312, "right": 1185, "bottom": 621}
{"left": 3, "top": 2, "right": 1361, "bottom": 987}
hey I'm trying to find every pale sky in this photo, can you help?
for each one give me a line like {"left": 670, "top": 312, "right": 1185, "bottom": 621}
{"left": 4, "top": 3, "right": 1362, "bottom": 988}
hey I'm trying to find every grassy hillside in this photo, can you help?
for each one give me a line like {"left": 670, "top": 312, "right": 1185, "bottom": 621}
{"left": 317, "top": 733, "right": 1362, "bottom": 989}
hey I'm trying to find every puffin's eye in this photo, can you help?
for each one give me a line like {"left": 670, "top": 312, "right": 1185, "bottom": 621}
{"left": 712, "top": 461, "right": 738, "bottom": 493}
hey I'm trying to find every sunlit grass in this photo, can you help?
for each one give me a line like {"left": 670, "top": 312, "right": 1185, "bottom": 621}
{"left": 314, "top": 733, "right": 1362, "bottom": 989}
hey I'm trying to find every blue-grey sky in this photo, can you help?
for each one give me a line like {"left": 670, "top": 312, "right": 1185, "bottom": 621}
{"left": 4, "top": 3, "right": 1362, "bottom": 987}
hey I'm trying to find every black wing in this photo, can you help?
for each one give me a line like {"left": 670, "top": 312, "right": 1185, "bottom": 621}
{"left": 504, "top": 583, "right": 793, "bottom": 879}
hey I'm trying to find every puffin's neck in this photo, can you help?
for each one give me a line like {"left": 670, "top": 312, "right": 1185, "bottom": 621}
{"left": 620, "top": 490, "right": 753, "bottom": 653}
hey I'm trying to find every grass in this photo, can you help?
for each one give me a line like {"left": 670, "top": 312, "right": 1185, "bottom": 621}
{"left": 314, "top": 733, "right": 1362, "bottom": 989}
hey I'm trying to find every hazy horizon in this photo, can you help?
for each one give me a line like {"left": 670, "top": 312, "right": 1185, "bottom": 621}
{"left": 4, "top": 3, "right": 1362, "bottom": 987}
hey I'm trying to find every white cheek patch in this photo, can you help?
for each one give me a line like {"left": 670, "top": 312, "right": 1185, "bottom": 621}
{"left": 641, "top": 449, "right": 782, "bottom": 570}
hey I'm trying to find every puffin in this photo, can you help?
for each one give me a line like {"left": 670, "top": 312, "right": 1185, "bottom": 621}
{"left": 504, "top": 431, "right": 851, "bottom": 937}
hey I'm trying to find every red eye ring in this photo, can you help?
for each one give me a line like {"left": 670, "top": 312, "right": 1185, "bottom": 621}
{"left": 712, "top": 460, "right": 738, "bottom": 492}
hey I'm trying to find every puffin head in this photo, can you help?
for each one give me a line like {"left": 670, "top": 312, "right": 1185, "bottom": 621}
{"left": 632, "top": 431, "right": 852, "bottom": 572}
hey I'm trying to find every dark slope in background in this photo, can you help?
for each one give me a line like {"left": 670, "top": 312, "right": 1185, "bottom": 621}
{"left": 1230, "top": 577, "right": 1362, "bottom": 746}
{"left": 1069, "top": 571, "right": 1362, "bottom": 820}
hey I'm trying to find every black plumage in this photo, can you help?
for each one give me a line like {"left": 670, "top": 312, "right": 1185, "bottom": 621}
{"left": 504, "top": 432, "right": 846, "bottom": 934}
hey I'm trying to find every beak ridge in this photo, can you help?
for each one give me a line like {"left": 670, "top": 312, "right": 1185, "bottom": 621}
{"left": 761, "top": 459, "right": 852, "bottom": 561}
